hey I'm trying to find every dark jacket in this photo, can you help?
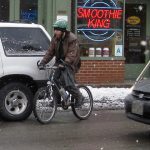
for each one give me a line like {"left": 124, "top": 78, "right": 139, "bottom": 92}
{"left": 42, "top": 31, "right": 80, "bottom": 73}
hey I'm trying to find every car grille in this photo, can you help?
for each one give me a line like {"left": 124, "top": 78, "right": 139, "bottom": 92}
{"left": 132, "top": 90, "right": 150, "bottom": 100}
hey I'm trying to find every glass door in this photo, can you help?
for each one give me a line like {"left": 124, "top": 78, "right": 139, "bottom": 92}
{"left": 125, "top": 3, "right": 147, "bottom": 80}
{"left": 0, "top": 0, "right": 9, "bottom": 22}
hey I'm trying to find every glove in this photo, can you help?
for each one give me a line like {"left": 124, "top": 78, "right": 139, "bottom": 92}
{"left": 38, "top": 61, "right": 46, "bottom": 70}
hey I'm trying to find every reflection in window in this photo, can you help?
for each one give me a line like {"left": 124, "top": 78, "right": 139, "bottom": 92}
{"left": 77, "top": 0, "right": 124, "bottom": 57}
{"left": 0, "top": 28, "right": 50, "bottom": 56}
{"left": 0, "top": 0, "right": 9, "bottom": 22}
{"left": 20, "top": 0, "right": 38, "bottom": 23}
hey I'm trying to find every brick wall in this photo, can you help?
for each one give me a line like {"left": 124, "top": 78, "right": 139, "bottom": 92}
{"left": 75, "top": 60, "right": 125, "bottom": 85}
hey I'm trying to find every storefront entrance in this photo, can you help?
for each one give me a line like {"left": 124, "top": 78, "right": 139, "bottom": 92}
{"left": 125, "top": 1, "right": 150, "bottom": 80}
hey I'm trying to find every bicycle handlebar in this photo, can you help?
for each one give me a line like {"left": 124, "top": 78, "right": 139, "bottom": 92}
{"left": 37, "top": 60, "right": 58, "bottom": 70}
{"left": 37, "top": 59, "right": 68, "bottom": 70}
{"left": 45, "top": 65, "right": 58, "bottom": 70}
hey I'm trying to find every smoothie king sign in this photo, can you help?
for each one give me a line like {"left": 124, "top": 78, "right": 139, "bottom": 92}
{"left": 77, "top": 0, "right": 123, "bottom": 41}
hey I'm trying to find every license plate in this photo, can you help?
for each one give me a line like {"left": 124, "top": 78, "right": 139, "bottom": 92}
{"left": 132, "top": 100, "right": 144, "bottom": 115}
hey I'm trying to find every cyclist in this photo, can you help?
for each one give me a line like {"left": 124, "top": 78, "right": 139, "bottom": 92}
{"left": 39, "top": 19, "right": 83, "bottom": 106}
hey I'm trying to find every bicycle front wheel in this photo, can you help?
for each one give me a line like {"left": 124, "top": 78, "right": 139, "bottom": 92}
{"left": 33, "top": 87, "right": 57, "bottom": 124}
{"left": 72, "top": 85, "right": 93, "bottom": 120}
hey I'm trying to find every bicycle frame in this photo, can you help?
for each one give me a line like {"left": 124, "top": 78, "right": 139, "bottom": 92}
{"left": 45, "top": 65, "right": 60, "bottom": 93}
{"left": 45, "top": 65, "right": 72, "bottom": 108}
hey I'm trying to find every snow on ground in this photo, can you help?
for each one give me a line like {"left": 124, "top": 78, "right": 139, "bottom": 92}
{"left": 88, "top": 87, "right": 131, "bottom": 109}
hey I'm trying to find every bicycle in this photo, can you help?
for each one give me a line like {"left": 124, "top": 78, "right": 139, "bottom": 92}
{"left": 33, "top": 61, "right": 93, "bottom": 124}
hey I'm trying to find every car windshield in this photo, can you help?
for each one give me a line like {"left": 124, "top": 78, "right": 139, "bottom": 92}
{"left": 0, "top": 27, "right": 50, "bottom": 56}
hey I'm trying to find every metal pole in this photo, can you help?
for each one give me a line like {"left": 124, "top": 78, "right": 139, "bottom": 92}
{"left": 135, "top": 60, "right": 150, "bottom": 82}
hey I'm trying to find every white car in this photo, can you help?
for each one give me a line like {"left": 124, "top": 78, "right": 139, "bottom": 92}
{"left": 0, "top": 22, "right": 53, "bottom": 121}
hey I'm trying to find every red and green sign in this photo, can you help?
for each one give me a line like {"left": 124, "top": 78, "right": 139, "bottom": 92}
{"left": 77, "top": 0, "right": 123, "bottom": 41}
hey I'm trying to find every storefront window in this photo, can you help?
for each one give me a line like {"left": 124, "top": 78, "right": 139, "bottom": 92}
{"left": 20, "top": 0, "right": 38, "bottom": 23}
{"left": 0, "top": 0, "right": 9, "bottom": 22}
{"left": 77, "top": 0, "right": 124, "bottom": 57}
{"left": 125, "top": 4, "right": 146, "bottom": 64}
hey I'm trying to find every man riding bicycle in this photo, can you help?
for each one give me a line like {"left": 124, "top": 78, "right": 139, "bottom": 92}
{"left": 39, "top": 19, "right": 83, "bottom": 107}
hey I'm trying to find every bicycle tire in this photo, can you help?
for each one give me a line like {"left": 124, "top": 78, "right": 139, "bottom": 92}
{"left": 33, "top": 87, "right": 57, "bottom": 124}
{"left": 71, "top": 85, "right": 93, "bottom": 120}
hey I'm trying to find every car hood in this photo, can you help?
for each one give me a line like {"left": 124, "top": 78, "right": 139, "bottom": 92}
{"left": 133, "top": 79, "right": 150, "bottom": 93}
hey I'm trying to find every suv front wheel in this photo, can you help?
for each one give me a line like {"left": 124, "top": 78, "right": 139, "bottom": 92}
{"left": 0, "top": 82, "right": 33, "bottom": 121}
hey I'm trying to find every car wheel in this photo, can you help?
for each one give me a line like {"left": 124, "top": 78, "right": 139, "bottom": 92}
{"left": 0, "top": 82, "right": 33, "bottom": 121}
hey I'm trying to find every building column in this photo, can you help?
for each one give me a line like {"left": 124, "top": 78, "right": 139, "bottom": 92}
{"left": 9, "top": 0, "right": 15, "bottom": 21}
{"left": 15, "top": 0, "right": 20, "bottom": 20}
{"left": 45, "top": 0, "right": 53, "bottom": 35}
{"left": 38, "top": 0, "right": 44, "bottom": 25}
{"left": 9, "top": 0, "right": 20, "bottom": 21}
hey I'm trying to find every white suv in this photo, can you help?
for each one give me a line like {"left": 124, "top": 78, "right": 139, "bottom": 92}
{"left": 0, "top": 23, "right": 53, "bottom": 121}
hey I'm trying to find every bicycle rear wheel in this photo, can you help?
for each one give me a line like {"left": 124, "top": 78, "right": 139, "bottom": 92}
{"left": 33, "top": 87, "right": 57, "bottom": 124}
{"left": 72, "top": 85, "right": 93, "bottom": 120}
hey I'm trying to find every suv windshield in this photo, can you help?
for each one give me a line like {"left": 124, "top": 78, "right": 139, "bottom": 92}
{"left": 0, "top": 27, "right": 50, "bottom": 56}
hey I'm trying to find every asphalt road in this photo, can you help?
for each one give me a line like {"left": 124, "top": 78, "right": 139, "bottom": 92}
{"left": 0, "top": 110, "right": 150, "bottom": 150}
